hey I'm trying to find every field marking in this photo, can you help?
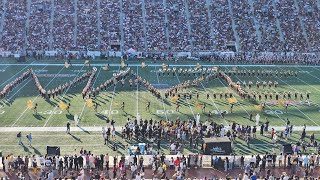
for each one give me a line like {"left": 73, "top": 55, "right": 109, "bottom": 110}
{"left": 311, "top": 66, "right": 320, "bottom": 73}
{"left": 136, "top": 66, "right": 139, "bottom": 117}
{"left": 289, "top": 67, "right": 320, "bottom": 94}
{"left": 78, "top": 67, "right": 103, "bottom": 120}
{"left": 215, "top": 70, "right": 250, "bottom": 116}
{"left": 259, "top": 66, "right": 319, "bottom": 126}
{"left": 0, "top": 125, "right": 319, "bottom": 132}
{"left": 6, "top": 78, "right": 33, "bottom": 101}
{"left": 239, "top": 67, "right": 285, "bottom": 123}
{"left": 174, "top": 71, "right": 196, "bottom": 119}
{"left": 297, "top": 67, "right": 320, "bottom": 81}
{"left": 154, "top": 66, "right": 168, "bottom": 121}
{"left": 43, "top": 65, "right": 86, "bottom": 127}
{"left": 4, "top": 63, "right": 320, "bottom": 68}
{"left": 107, "top": 66, "right": 120, "bottom": 117}
{"left": 0, "top": 65, "right": 9, "bottom": 71}
{"left": 11, "top": 65, "right": 64, "bottom": 127}
{"left": 0, "top": 62, "right": 34, "bottom": 88}
{"left": 193, "top": 71, "right": 226, "bottom": 124}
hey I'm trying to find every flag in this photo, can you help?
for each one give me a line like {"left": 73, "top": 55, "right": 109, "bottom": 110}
{"left": 278, "top": 99, "right": 284, "bottom": 106}
{"left": 141, "top": 62, "right": 146, "bottom": 68}
{"left": 87, "top": 99, "right": 93, "bottom": 108}
{"left": 196, "top": 63, "right": 201, "bottom": 69}
{"left": 232, "top": 66, "right": 237, "bottom": 71}
{"left": 121, "top": 60, "right": 125, "bottom": 68}
{"left": 102, "top": 65, "right": 109, "bottom": 71}
{"left": 228, "top": 97, "right": 237, "bottom": 104}
{"left": 254, "top": 105, "right": 263, "bottom": 111}
{"left": 162, "top": 63, "right": 167, "bottom": 70}
{"left": 171, "top": 96, "right": 178, "bottom": 103}
{"left": 195, "top": 101, "right": 201, "bottom": 109}
{"left": 27, "top": 100, "right": 33, "bottom": 109}
{"left": 64, "top": 62, "right": 70, "bottom": 68}
{"left": 59, "top": 101, "right": 67, "bottom": 110}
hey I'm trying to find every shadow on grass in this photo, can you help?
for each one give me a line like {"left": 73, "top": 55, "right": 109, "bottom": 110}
{"left": 77, "top": 126, "right": 90, "bottom": 134}
{"left": 95, "top": 113, "right": 107, "bottom": 121}
{"left": 33, "top": 114, "right": 45, "bottom": 120}
{"left": 32, "top": 146, "right": 41, "bottom": 155}
{"left": 66, "top": 114, "right": 74, "bottom": 121}
{"left": 21, "top": 143, "right": 31, "bottom": 154}
{"left": 69, "top": 133, "right": 83, "bottom": 143}
{"left": 45, "top": 99, "right": 57, "bottom": 107}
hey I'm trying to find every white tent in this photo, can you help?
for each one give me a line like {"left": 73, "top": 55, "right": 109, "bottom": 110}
{"left": 126, "top": 48, "right": 137, "bottom": 54}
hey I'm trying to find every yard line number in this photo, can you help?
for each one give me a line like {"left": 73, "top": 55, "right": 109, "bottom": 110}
{"left": 156, "top": 110, "right": 174, "bottom": 114}
{"left": 101, "top": 110, "right": 119, "bottom": 115}
{"left": 264, "top": 110, "right": 284, "bottom": 115}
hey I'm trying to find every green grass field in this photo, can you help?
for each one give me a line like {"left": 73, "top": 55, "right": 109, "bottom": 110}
{"left": 0, "top": 59, "right": 320, "bottom": 155}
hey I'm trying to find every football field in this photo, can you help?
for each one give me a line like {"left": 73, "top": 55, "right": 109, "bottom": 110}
{"left": 0, "top": 59, "right": 320, "bottom": 155}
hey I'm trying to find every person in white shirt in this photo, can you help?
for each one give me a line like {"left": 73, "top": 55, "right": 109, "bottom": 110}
{"left": 47, "top": 171, "right": 54, "bottom": 180}
{"left": 243, "top": 173, "right": 249, "bottom": 180}
{"left": 170, "top": 143, "right": 176, "bottom": 151}
{"left": 104, "top": 153, "right": 109, "bottom": 168}
{"left": 196, "top": 113, "right": 200, "bottom": 125}
{"left": 229, "top": 155, "right": 234, "bottom": 170}
{"left": 278, "top": 153, "right": 283, "bottom": 167}
{"left": 135, "top": 172, "right": 141, "bottom": 180}
{"left": 39, "top": 156, "right": 45, "bottom": 167}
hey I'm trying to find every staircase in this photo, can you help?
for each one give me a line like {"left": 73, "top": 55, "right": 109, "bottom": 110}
{"left": 182, "top": 0, "right": 194, "bottom": 51}
{"left": 48, "top": 0, "right": 55, "bottom": 50}
{"left": 227, "top": 0, "right": 241, "bottom": 51}
{"left": 293, "top": 0, "right": 311, "bottom": 50}
{"left": 271, "top": 0, "right": 285, "bottom": 43}
{"left": 24, "top": 0, "right": 32, "bottom": 50}
{"left": 247, "top": 0, "right": 262, "bottom": 45}
{"left": 73, "top": 0, "right": 78, "bottom": 47}
{"left": 205, "top": 0, "right": 216, "bottom": 50}
{"left": 119, "top": 0, "right": 124, "bottom": 52}
{"left": 141, "top": 0, "right": 148, "bottom": 51}
{"left": 97, "top": 0, "right": 101, "bottom": 50}
{"left": 162, "top": 0, "right": 171, "bottom": 50}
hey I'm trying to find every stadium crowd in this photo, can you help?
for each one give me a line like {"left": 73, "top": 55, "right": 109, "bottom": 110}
{"left": 2, "top": 118, "right": 320, "bottom": 180}
{"left": 0, "top": 0, "right": 320, "bottom": 52}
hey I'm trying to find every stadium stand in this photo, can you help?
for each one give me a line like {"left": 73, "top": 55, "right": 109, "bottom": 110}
{"left": 0, "top": 0, "right": 319, "bottom": 52}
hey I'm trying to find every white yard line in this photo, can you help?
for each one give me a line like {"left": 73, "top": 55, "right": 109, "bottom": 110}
{"left": 259, "top": 66, "right": 319, "bottom": 126}
{"left": 296, "top": 67, "right": 320, "bottom": 81}
{"left": 107, "top": 66, "right": 121, "bottom": 117}
{"left": 5, "top": 63, "right": 40, "bottom": 101}
{"left": 11, "top": 65, "right": 64, "bottom": 127}
{"left": 154, "top": 66, "right": 168, "bottom": 121}
{"left": 43, "top": 65, "right": 86, "bottom": 127}
{"left": 0, "top": 62, "right": 33, "bottom": 87}
{"left": 0, "top": 125, "right": 319, "bottom": 132}
{"left": 78, "top": 67, "right": 103, "bottom": 120}
{"left": 191, "top": 70, "right": 226, "bottom": 124}
{"left": 6, "top": 78, "right": 33, "bottom": 101}
{"left": 239, "top": 67, "right": 286, "bottom": 123}
{"left": 216, "top": 73, "right": 250, "bottom": 116}
{"left": 0, "top": 65, "right": 9, "bottom": 71}
{"left": 290, "top": 69, "right": 320, "bottom": 93}
{"left": 136, "top": 66, "right": 139, "bottom": 116}
{"left": 311, "top": 66, "right": 320, "bottom": 73}
{"left": 174, "top": 72, "right": 196, "bottom": 119}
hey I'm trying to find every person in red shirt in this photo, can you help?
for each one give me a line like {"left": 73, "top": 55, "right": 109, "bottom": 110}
{"left": 271, "top": 128, "right": 275, "bottom": 139}
{"left": 174, "top": 157, "right": 180, "bottom": 171}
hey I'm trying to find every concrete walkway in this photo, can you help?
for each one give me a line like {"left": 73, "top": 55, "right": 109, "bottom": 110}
{"left": 1, "top": 125, "right": 319, "bottom": 132}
